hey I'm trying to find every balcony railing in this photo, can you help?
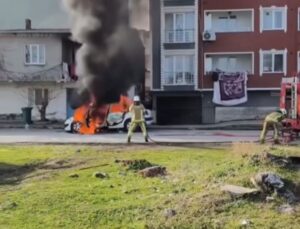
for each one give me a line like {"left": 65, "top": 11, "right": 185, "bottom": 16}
{"left": 163, "top": 72, "right": 195, "bottom": 86}
{"left": 0, "top": 64, "right": 76, "bottom": 83}
{"left": 165, "top": 29, "right": 195, "bottom": 43}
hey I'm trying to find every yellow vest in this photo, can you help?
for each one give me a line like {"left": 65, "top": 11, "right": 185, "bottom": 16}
{"left": 129, "top": 104, "right": 145, "bottom": 122}
{"left": 265, "top": 112, "right": 285, "bottom": 123}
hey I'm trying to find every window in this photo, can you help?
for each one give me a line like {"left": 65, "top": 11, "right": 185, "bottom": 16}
{"left": 260, "top": 50, "right": 287, "bottom": 75}
{"left": 205, "top": 10, "right": 253, "bottom": 32}
{"left": 164, "top": 55, "right": 194, "bottom": 85}
{"left": 165, "top": 12, "right": 195, "bottom": 43}
{"left": 261, "top": 7, "right": 286, "bottom": 31}
{"left": 217, "top": 15, "right": 237, "bottom": 32}
{"left": 205, "top": 53, "right": 254, "bottom": 74}
{"left": 25, "top": 44, "right": 46, "bottom": 65}
{"left": 216, "top": 57, "right": 237, "bottom": 72}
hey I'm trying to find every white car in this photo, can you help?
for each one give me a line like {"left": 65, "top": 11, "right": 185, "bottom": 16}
{"left": 64, "top": 109, "right": 153, "bottom": 133}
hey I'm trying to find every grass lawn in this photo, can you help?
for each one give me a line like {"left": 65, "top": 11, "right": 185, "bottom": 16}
{"left": 0, "top": 144, "right": 299, "bottom": 229}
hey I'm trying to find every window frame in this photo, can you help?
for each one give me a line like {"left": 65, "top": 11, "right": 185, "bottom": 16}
{"left": 163, "top": 54, "right": 195, "bottom": 86}
{"left": 298, "top": 8, "right": 300, "bottom": 31}
{"left": 25, "top": 44, "right": 46, "bottom": 66}
{"left": 216, "top": 15, "right": 238, "bottom": 32}
{"left": 204, "top": 9, "right": 255, "bottom": 33}
{"left": 164, "top": 11, "right": 195, "bottom": 43}
{"left": 204, "top": 52, "right": 254, "bottom": 75}
{"left": 259, "top": 49, "right": 287, "bottom": 76}
{"left": 297, "top": 51, "right": 300, "bottom": 73}
{"left": 260, "top": 6, "right": 287, "bottom": 32}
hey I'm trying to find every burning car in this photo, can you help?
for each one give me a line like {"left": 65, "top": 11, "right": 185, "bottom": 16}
{"left": 64, "top": 96, "right": 153, "bottom": 134}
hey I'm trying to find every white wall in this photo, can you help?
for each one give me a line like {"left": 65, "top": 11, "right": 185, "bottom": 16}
{"left": 0, "top": 0, "right": 69, "bottom": 30}
{"left": 0, "top": 86, "right": 28, "bottom": 115}
{"left": 215, "top": 107, "right": 276, "bottom": 122}
{"left": 210, "top": 11, "right": 252, "bottom": 32}
{"left": 0, "top": 85, "right": 67, "bottom": 120}
{"left": 0, "top": 35, "right": 62, "bottom": 73}
{"left": 31, "top": 86, "right": 67, "bottom": 120}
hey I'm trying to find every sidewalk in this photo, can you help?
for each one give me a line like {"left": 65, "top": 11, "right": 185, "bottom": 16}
{"left": 0, "top": 120, "right": 263, "bottom": 130}
{"left": 0, "top": 128, "right": 260, "bottom": 144}
{"left": 150, "top": 120, "right": 262, "bottom": 130}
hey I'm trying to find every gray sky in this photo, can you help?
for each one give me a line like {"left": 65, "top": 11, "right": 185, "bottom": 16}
{"left": 0, "top": 0, "right": 70, "bottom": 30}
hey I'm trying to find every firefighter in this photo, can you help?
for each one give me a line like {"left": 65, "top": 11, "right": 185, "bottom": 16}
{"left": 127, "top": 96, "right": 148, "bottom": 143}
{"left": 260, "top": 109, "right": 287, "bottom": 144}
{"left": 85, "top": 102, "right": 95, "bottom": 128}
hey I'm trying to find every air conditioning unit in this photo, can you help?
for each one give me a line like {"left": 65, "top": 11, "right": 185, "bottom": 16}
{"left": 202, "top": 30, "right": 216, "bottom": 41}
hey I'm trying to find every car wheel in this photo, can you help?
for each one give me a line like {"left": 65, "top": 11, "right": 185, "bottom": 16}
{"left": 72, "top": 122, "right": 81, "bottom": 133}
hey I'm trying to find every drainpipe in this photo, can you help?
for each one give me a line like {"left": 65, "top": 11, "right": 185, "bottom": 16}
{"left": 200, "top": 0, "right": 204, "bottom": 90}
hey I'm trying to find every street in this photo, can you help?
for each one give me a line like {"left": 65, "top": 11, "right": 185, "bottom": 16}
{"left": 0, "top": 128, "right": 261, "bottom": 144}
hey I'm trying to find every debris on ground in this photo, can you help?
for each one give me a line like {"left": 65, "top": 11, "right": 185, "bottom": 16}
{"left": 69, "top": 173, "right": 79, "bottom": 178}
{"left": 278, "top": 204, "right": 296, "bottom": 214}
{"left": 115, "top": 159, "right": 154, "bottom": 171}
{"left": 266, "top": 196, "right": 275, "bottom": 202}
{"left": 164, "top": 209, "right": 176, "bottom": 218}
{"left": 139, "top": 166, "right": 167, "bottom": 178}
{"left": 93, "top": 172, "right": 109, "bottom": 179}
{"left": 250, "top": 151, "right": 300, "bottom": 168}
{"left": 115, "top": 159, "right": 167, "bottom": 178}
{"left": 263, "top": 152, "right": 300, "bottom": 168}
{"left": 221, "top": 185, "right": 260, "bottom": 198}
{"left": 251, "top": 172, "right": 284, "bottom": 193}
{"left": 240, "top": 219, "right": 252, "bottom": 227}
{"left": 251, "top": 172, "right": 298, "bottom": 203}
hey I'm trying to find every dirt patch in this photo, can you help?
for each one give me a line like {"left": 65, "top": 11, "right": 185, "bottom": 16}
{"left": 139, "top": 166, "right": 167, "bottom": 178}
{"left": 39, "top": 159, "right": 87, "bottom": 170}
{"left": 115, "top": 159, "right": 155, "bottom": 171}
{"left": 247, "top": 151, "right": 300, "bottom": 170}
{"left": 0, "top": 163, "right": 39, "bottom": 185}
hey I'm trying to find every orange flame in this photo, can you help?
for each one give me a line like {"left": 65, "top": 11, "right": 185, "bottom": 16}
{"left": 73, "top": 96, "right": 132, "bottom": 134}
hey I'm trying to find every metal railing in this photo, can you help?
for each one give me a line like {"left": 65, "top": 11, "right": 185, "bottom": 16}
{"left": 0, "top": 64, "right": 73, "bottom": 83}
{"left": 165, "top": 29, "right": 195, "bottom": 43}
{"left": 163, "top": 72, "right": 195, "bottom": 86}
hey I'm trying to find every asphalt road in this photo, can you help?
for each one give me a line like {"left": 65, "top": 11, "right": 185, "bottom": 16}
{"left": 0, "top": 129, "right": 261, "bottom": 144}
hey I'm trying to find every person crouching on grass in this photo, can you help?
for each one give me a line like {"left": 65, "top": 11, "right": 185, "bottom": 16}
{"left": 127, "top": 96, "right": 148, "bottom": 143}
{"left": 260, "top": 108, "right": 287, "bottom": 144}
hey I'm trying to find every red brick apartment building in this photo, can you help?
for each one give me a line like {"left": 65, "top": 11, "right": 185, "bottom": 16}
{"left": 150, "top": 0, "right": 300, "bottom": 124}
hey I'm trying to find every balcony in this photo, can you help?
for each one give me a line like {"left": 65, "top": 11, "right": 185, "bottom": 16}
{"left": 205, "top": 53, "right": 253, "bottom": 75}
{"left": 205, "top": 10, "right": 253, "bottom": 33}
{"left": 0, "top": 64, "right": 77, "bottom": 83}
{"left": 163, "top": 71, "right": 195, "bottom": 86}
{"left": 165, "top": 29, "right": 195, "bottom": 43}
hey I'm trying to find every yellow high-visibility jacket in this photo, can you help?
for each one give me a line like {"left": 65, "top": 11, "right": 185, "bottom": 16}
{"left": 129, "top": 104, "right": 145, "bottom": 122}
{"left": 265, "top": 112, "right": 285, "bottom": 123}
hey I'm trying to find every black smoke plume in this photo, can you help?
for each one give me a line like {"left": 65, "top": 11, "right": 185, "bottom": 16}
{"left": 63, "top": 0, "right": 145, "bottom": 107}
